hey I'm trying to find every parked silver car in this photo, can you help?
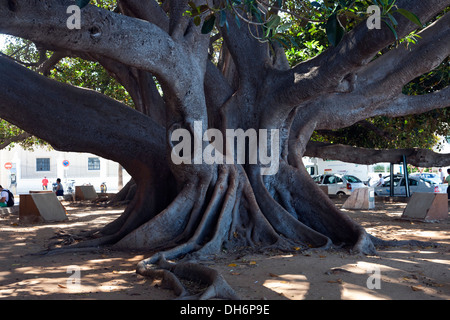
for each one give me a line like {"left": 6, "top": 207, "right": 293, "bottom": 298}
{"left": 409, "top": 172, "right": 442, "bottom": 185}
{"left": 374, "top": 174, "right": 445, "bottom": 196}
{"left": 313, "top": 174, "right": 365, "bottom": 195}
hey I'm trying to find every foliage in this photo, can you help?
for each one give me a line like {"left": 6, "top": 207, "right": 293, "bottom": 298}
{"left": 75, "top": 0, "right": 423, "bottom": 48}
{"left": 184, "top": 0, "right": 424, "bottom": 48}
{"left": 0, "top": 119, "right": 47, "bottom": 150}
{"left": 49, "top": 58, "right": 133, "bottom": 106}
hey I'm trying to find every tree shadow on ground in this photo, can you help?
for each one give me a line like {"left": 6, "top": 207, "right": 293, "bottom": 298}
{"left": 0, "top": 199, "right": 448, "bottom": 300}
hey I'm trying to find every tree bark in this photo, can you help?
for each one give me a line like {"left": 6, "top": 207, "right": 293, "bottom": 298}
{"left": 0, "top": 0, "right": 448, "bottom": 299}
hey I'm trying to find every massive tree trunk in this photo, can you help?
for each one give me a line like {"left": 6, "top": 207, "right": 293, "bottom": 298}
{"left": 0, "top": 0, "right": 449, "bottom": 299}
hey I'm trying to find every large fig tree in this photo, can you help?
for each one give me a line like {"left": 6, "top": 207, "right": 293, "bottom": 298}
{"left": 0, "top": 0, "right": 449, "bottom": 299}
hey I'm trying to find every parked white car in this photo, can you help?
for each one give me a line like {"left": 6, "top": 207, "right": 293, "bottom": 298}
{"left": 374, "top": 174, "right": 446, "bottom": 196}
{"left": 313, "top": 174, "right": 365, "bottom": 195}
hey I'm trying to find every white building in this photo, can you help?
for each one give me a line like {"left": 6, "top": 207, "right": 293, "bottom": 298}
{"left": 0, "top": 145, "right": 131, "bottom": 195}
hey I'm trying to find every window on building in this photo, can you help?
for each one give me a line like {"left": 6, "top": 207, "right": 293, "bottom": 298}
{"left": 88, "top": 157, "right": 100, "bottom": 170}
{"left": 36, "top": 158, "right": 50, "bottom": 171}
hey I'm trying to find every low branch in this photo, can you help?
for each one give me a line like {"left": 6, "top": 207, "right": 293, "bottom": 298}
{"left": 305, "top": 141, "right": 450, "bottom": 167}
{"left": 301, "top": 63, "right": 450, "bottom": 133}
{"left": 0, "top": 0, "right": 200, "bottom": 93}
{"left": 0, "top": 54, "right": 165, "bottom": 176}
{"left": 0, "top": 132, "right": 33, "bottom": 150}
{"left": 374, "top": 86, "right": 450, "bottom": 119}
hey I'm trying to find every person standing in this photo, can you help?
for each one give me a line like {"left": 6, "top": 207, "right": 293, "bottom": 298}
{"left": 55, "top": 178, "right": 64, "bottom": 196}
{"left": 439, "top": 168, "right": 445, "bottom": 183}
{"left": 446, "top": 169, "right": 450, "bottom": 200}
{"left": 376, "top": 174, "right": 385, "bottom": 186}
{"left": 42, "top": 176, "right": 49, "bottom": 190}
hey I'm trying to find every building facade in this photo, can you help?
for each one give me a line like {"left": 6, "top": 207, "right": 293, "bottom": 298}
{"left": 0, "top": 145, "right": 131, "bottom": 195}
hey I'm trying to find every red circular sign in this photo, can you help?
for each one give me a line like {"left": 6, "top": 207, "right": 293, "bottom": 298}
{"left": 4, "top": 162, "right": 12, "bottom": 170}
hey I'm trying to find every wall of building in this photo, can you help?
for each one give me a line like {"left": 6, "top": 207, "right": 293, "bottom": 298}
{"left": 0, "top": 146, "right": 131, "bottom": 194}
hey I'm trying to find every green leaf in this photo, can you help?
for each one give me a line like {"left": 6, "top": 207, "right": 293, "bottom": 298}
{"left": 193, "top": 16, "right": 201, "bottom": 26}
{"left": 234, "top": 14, "right": 241, "bottom": 29}
{"left": 277, "top": 22, "right": 293, "bottom": 33}
{"left": 272, "top": 34, "right": 291, "bottom": 49}
{"left": 77, "top": 0, "right": 90, "bottom": 9}
{"left": 383, "top": 19, "right": 397, "bottom": 40}
{"left": 201, "top": 14, "right": 216, "bottom": 34}
{"left": 265, "top": 15, "right": 281, "bottom": 30}
{"left": 395, "top": 8, "right": 423, "bottom": 28}
{"left": 219, "top": 9, "right": 227, "bottom": 28}
{"left": 326, "top": 13, "right": 345, "bottom": 47}
{"left": 387, "top": 13, "right": 398, "bottom": 26}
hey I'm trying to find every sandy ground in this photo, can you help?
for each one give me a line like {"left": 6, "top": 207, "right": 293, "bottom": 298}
{"left": 0, "top": 197, "right": 449, "bottom": 301}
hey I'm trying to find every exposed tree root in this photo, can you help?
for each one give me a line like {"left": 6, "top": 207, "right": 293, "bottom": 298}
{"left": 136, "top": 255, "right": 240, "bottom": 300}
{"left": 35, "top": 160, "right": 441, "bottom": 299}
{"left": 274, "top": 160, "right": 377, "bottom": 255}
{"left": 369, "top": 234, "right": 440, "bottom": 249}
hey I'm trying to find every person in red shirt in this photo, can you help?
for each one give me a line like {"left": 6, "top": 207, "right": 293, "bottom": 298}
{"left": 42, "top": 176, "right": 49, "bottom": 190}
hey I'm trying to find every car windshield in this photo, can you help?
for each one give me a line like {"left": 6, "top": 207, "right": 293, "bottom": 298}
{"left": 313, "top": 176, "right": 322, "bottom": 183}
{"left": 323, "top": 175, "right": 337, "bottom": 184}
{"left": 344, "top": 175, "right": 361, "bottom": 183}
{"left": 400, "top": 178, "right": 419, "bottom": 186}
{"left": 382, "top": 177, "right": 401, "bottom": 187}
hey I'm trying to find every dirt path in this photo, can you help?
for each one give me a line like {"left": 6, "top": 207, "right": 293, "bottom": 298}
{"left": 0, "top": 198, "right": 449, "bottom": 300}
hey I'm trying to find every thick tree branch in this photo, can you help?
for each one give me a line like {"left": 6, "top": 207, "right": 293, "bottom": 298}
{"left": 0, "top": 0, "right": 202, "bottom": 95}
{"left": 117, "top": 0, "right": 169, "bottom": 32}
{"left": 305, "top": 141, "right": 450, "bottom": 168}
{"left": 219, "top": 10, "right": 270, "bottom": 86}
{"left": 270, "top": 0, "right": 450, "bottom": 110}
{"left": 294, "top": 14, "right": 450, "bottom": 134}
{"left": 0, "top": 54, "right": 165, "bottom": 176}
{"left": 358, "top": 13, "right": 450, "bottom": 97}
{"left": 374, "top": 86, "right": 450, "bottom": 118}
{"left": 94, "top": 54, "right": 166, "bottom": 126}
{"left": 0, "top": 132, "right": 33, "bottom": 150}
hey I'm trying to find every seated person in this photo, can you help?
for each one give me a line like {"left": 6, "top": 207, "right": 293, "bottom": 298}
{"left": 0, "top": 185, "right": 10, "bottom": 207}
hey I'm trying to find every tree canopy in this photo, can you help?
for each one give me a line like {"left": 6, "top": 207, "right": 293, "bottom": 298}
{"left": 1, "top": 1, "right": 448, "bottom": 155}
